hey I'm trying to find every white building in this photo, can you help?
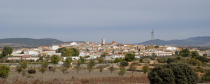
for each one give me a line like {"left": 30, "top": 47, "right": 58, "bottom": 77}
{"left": 51, "top": 45, "right": 60, "bottom": 50}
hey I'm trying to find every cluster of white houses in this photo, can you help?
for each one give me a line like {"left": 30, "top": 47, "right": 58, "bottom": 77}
{"left": 6, "top": 40, "right": 209, "bottom": 62}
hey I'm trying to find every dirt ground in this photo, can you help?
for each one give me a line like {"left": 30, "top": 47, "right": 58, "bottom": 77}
{"left": 2, "top": 69, "right": 149, "bottom": 84}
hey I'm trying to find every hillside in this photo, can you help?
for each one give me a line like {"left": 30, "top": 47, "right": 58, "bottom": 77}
{"left": 138, "top": 36, "right": 210, "bottom": 47}
{"left": 0, "top": 38, "right": 64, "bottom": 48}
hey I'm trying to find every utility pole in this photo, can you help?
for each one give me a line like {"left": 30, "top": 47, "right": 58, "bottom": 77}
{"left": 151, "top": 29, "right": 154, "bottom": 46}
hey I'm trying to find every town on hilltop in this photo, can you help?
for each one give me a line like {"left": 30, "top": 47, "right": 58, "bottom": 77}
{"left": 4, "top": 38, "right": 198, "bottom": 62}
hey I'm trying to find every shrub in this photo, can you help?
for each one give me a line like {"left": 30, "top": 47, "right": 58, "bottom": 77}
{"left": 148, "top": 64, "right": 198, "bottom": 84}
{"left": 188, "top": 58, "right": 202, "bottom": 66}
{"left": 125, "top": 53, "right": 135, "bottom": 62}
{"left": 179, "top": 48, "right": 190, "bottom": 57}
{"left": 167, "top": 58, "right": 177, "bottom": 64}
{"left": 28, "top": 69, "right": 36, "bottom": 74}
{"left": 0, "top": 65, "right": 10, "bottom": 78}
{"left": 118, "top": 67, "right": 126, "bottom": 76}
{"left": 196, "top": 56, "right": 209, "bottom": 63}
{"left": 157, "top": 58, "right": 167, "bottom": 63}
{"left": 114, "top": 58, "right": 124, "bottom": 63}
{"left": 142, "top": 65, "right": 150, "bottom": 74}
{"left": 202, "top": 70, "right": 210, "bottom": 82}
{"left": 51, "top": 55, "right": 60, "bottom": 64}
{"left": 120, "top": 61, "right": 128, "bottom": 67}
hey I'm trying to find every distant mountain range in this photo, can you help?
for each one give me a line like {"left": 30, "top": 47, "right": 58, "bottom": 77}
{"left": 137, "top": 36, "right": 210, "bottom": 47}
{"left": 0, "top": 36, "right": 210, "bottom": 48}
{"left": 0, "top": 38, "right": 64, "bottom": 48}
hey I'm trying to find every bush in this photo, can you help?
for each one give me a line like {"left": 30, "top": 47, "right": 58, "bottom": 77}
{"left": 142, "top": 65, "right": 150, "bottom": 74}
{"left": 188, "top": 58, "right": 202, "bottom": 66}
{"left": 167, "top": 58, "right": 177, "bottom": 64}
{"left": 125, "top": 53, "right": 135, "bottom": 62}
{"left": 28, "top": 69, "right": 36, "bottom": 74}
{"left": 157, "top": 58, "right": 167, "bottom": 63}
{"left": 148, "top": 64, "right": 198, "bottom": 84}
{"left": 0, "top": 65, "right": 10, "bottom": 78}
{"left": 120, "top": 61, "right": 128, "bottom": 67}
{"left": 118, "top": 67, "right": 126, "bottom": 76}
{"left": 202, "top": 70, "right": 210, "bottom": 82}
{"left": 114, "top": 58, "right": 124, "bottom": 63}
{"left": 196, "top": 56, "right": 209, "bottom": 63}
{"left": 51, "top": 55, "right": 60, "bottom": 64}
{"left": 179, "top": 48, "right": 190, "bottom": 57}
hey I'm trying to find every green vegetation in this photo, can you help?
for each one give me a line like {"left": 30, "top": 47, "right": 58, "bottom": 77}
{"left": 40, "top": 60, "right": 49, "bottom": 73}
{"left": 202, "top": 70, "right": 210, "bottom": 82}
{"left": 56, "top": 47, "right": 79, "bottom": 56}
{"left": 142, "top": 65, "right": 150, "bottom": 74}
{"left": 63, "top": 57, "right": 72, "bottom": 69}
{"left": 20, "top": 61, "right": 28, "bottom": 69}
{"left": 0, "top": 65, "right": 10, "bottom": 78}
{"left": 28, "top": 69, "right": 36, "bottom": 74}
{"left": 118, "top": 67, "right": 126, "bottom": 76}
{"left": 51, "top": 55, "right": 60, "bottom": 64}
{"left": 120, "top": 61, "right": 128, "bottom": 67}
{"left": 129, "top": 62, "right": 137, "bottom": 76}
{"left": 179, "top": 48, "right": 190, "bottom": 57}
{"left": 125, "top": 53, "right": 135, "bottom": 62}
{"left": 109, "top": 65, "right": 115, "bottom": 74}
{"left": 1, "top": 46, "right": 13, "bottom": 58}
{"left": 87, "top": 59, "right": 95, "bottom": 73}
{"left": 191, "top": 51, "right": 200, "bottom": 58}
{"left": 148, "top": 64, "right": 198, "bottom": 84}
{"left": 114, "top": 58, "right": 124, "bottom": 63}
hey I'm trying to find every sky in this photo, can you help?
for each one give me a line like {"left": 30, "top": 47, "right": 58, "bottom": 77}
{"left": 0, "top": 0, "right": 210, "bottom": 43}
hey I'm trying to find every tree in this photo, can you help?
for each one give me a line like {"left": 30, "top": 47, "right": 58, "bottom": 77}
{"left": 62, "top": 57, "right": 72, "bottom": 73}
{"left": 129, "top": 62, "right": 137, "bottom": 76}
{"left": 154, "top": 46, "right": 159, "bottom": 48}
{"left": 98, "top": 65, "right": 104, "bottom": 72}
{"left": 28, "top": 69, "right": 36, "bottom": 74}
{"left": 191, "top": 51, "right": 200, "bottom": 58}
{"left": 114, "top": 58, "right": 124, "bottom": 63}
{"left": 149, "top": 67, "right": 175, "bottom": 84}
{"left": 142, "top": 65, "right": 150, "bottom": 74}
{"left": 87, "top": 59, "right": 95, "bottom": 73}
{"left": 51, "top": 55, "right": 60, "bottom": 64}
{"left": 75, "top": 60, "right": 81, "bottom": 73}
{"left": 125, "top": 53, "right": 135, "bottom": 62}
{"left": 1, "top": 46, "right": 13, "bottom": 57}
{"left": 20, "top": 61, "right": 27, "bottom": 69}
{"left": 56, "top": 47, "right": 80, "bottom": 56}
{"left": 202, "top": 70, "right": 210, "bottom": 82}
{"left": 179, "top": 48, "right": 190, "bottom": 57}
{"left": 188, "top": 58, "right": 202, "bottom": 66}
{"left": 97, "top": 57, "right": 104, "bottom": 64}
{"left": 0, "top": 65, "right": 10, "bottom": 78}
{"left": 40, "top": 60, "right": 49, "bottom": 73}
{"left": 109, "top": 65, "right": 115, "bottom": 74}
{"left": 101, "top": 52, "right": 108, "bottom": 57}
{"left": 118, "top": 67, "right": 126, "bottom": 76}
{"left": 63, "top": 57, "right": 72, "bottom": 69}
{"left": 120, "top": 61, "right": 128, "bottom": 67}
{"left": 196, "top": 56, "right": 209, "bottom": 63}
{"left": 72, "top": 48, "right": 80, "bottom": 56}
{"left": 148, "top": 64, "right": 198, "bottom": 84}
{"left": 167, "top": 58, "right": 177, "bottom": 64}
{"left": 79, "top": 57, "right": 85, "bottom": 64}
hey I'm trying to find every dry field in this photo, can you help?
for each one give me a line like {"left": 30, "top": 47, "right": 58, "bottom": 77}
{"left": 0, "top": 69, "right": 149, "bottom": 84}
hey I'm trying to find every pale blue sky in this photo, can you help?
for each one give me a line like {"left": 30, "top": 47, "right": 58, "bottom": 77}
{"left": 0, "top": 0, "right": 210, "bottom": 43}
